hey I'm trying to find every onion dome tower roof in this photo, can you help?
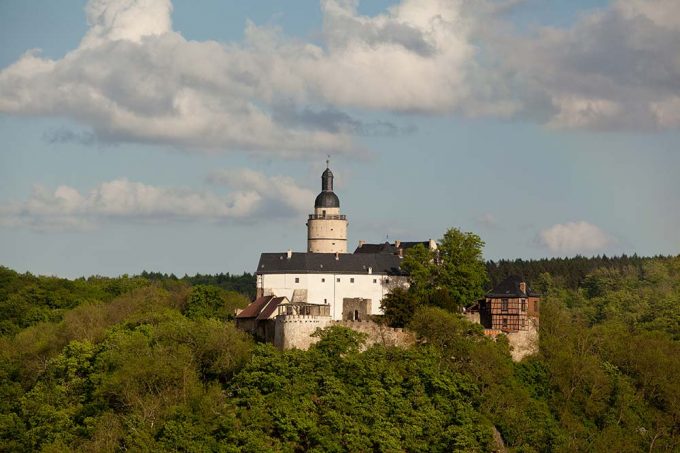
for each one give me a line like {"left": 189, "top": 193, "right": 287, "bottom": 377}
{"left": 314, "top": 161, "right": 340, "bottom": 208}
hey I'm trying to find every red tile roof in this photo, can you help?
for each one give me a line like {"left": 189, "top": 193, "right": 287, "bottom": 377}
{"left": 256, "top": 296, "right": 287, "bottom": 321}
{"left": 236, "top": 295, "right": 275, "bottom": 319}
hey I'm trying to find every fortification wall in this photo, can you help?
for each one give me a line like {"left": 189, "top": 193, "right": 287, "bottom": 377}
{"left": 274, "top": 316, "right": 414, "bottom": 350}
{"left": 330, "top": 320, "right": 416, "bottom": 348}
{"left": 274, "top": 315, "right": 331, "bottom": 350}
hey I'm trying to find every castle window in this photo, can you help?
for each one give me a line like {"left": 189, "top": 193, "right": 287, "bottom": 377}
{"left": 373, "top": 279, "right": 377, "bottom": 284}
{"left": 295, "top": 277, "right": 299, "bottom": 283}
{"left": 322, "top": 210, "right": 326, "bottom": 216}
{"left": 324, "top": 298, "right": 327, "bottom": 304}
{"left": 521, "top": 299, "right": 527, "bottom": 312}
{"left": 502, "top": 318, "right": 508, "bottom": 328}
{"left": 354, "top": 310, "right": 359, "bottom": 321}
{"left": 350, "top": 278, "right": 354, "bottom": 283}
{"left": 501, "top": 299, "right": 508, "bottom": 312}
{"left": 321, "top": 278, "right": 325, "bottom": 283}
{"left": 337, "top": 278, "right": 340, "bottom": 282}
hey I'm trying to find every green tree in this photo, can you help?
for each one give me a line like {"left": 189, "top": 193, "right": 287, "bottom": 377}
{"left": 402, "top": 227, "right": 488, "bottom": 309}
{"left": 183, "top": 285, "right": 248, "bottom": 320}
{"left": 380, "top": 287, "right": 419, "bottom": 327}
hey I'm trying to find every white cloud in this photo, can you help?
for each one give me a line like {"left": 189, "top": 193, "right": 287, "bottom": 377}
{"left": 0, "top": 170, "right": 314, "bottom": 231}
{"left": 495, "top": 0, "right": 680, "bottom": 130}
{"left": 538, "top": 221, "right": 614, "bottom": 254}
{"left": 0, "top": 0, "right": 484, "bottom": 155}
{"left": 0, "top": 0, "right": 678, "bottom": 153}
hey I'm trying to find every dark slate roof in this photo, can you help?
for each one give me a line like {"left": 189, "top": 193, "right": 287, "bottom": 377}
{"left": 314, "top": 191, "right": 340, "bottom": 208}
{"left": 354, "top": 242, "right": 398, "bottom": 254}
{"left": 354, "top": 241, "right": 431, "bottom": 254}
{"left": 256, "top": 296, "right": 287, "bottom": 320}
{"left": 257, "top": 252, "right": 406, "bottom": 275}
{"left": 236, "top": 295, "right": 275, "bottom": 319}
{"left": 486, "top": 275, "right": 540, "bottom": 298}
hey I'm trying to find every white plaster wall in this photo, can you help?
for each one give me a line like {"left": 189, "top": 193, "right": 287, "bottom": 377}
{"left": 260, "top": 273, "right": 407, "bottom": 320}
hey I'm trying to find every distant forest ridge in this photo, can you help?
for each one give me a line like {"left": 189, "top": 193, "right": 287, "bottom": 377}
{"left": 138, "top": 271, "right": 256, "bottom": 299}
{"left": 142, "top": 254, "right": 679, "bottom": 297}
{"left": 486, "top": 254, "right": 678, "bottom": 290}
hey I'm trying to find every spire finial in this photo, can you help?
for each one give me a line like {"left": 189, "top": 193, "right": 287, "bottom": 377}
{"left": 326, "top": 155, "right": 330, "bottom": 169}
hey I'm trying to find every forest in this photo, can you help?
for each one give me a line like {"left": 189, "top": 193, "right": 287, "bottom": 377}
{"left": 1, "top": 252, "right": 679, "bottom": 452}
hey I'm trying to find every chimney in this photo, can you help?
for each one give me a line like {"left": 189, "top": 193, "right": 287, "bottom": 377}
{"left": 429, "top": 239, "right": 437, "bottom": 250}
{"left": 368, "top": 267, "right": 372, "bottom": 274}
{"left": 287, "top": 249, "right": 292, "bottom": 259}
{"left": 335, "top": 252, "right": 339, "bottom": 261}
{"left": 519, "top": 281, "right": 527, "bottom": 294}
{"left": 395, "top": 240, "right": 401, "bottom": 248}
{"left": 398, "top": 248, "right": 403, "bottom": 258}
{"left": 358, "top": 240, "right": 366, "bottom": 248}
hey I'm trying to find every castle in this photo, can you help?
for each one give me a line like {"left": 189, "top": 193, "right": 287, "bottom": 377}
{"left": 237, "top": 164, "right": 539, "bottom": 357}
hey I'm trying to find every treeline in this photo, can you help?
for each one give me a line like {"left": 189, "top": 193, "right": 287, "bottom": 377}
{"left": 486, "top": 254, "right": 671, "bottom": 290}
{"left": 139, "top": 271, "right": 256, "bottom": 298}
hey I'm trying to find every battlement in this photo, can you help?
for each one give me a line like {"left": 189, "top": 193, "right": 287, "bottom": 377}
{"left": 277, "top": 315, "right": 329, "bottom": 323}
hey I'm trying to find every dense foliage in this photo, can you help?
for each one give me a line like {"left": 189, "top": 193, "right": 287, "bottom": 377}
{"left": 1, "top": 254, "right": 679, "bottom": 451}
{"left": 387, "top": 228, "right": 488, "bottom": 327}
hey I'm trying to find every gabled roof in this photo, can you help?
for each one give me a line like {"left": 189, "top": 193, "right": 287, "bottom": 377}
{"left": 486, "top": 275, "right": 540, "bottom": 298}
{"left": 256, "top": 252, "right": 406, "bottom": 275}
{"left": 236, "top": 295, "right": 275, "bottom": 319}
{"left": 256, "top": 296, "right": 287, "bottom": 320}
{"left": 354, "top": 241, "right": 432, "bottom": 255}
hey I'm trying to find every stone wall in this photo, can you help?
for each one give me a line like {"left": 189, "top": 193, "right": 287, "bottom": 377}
{"left": 274, "top": 316, "right": 415, "bottom": 350}
{"left": 330, "top": 320, "right": 415, "bottom": 349}
{"left": 483, "top": 317, "right": 539, "bottom": 361}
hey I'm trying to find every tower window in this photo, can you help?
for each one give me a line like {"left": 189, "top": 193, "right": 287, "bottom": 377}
{"left": 295, "top": 277, "right": 299, "bottom": 283}
{"left": 337, "top": 278, "right": 340, "bottom": 282}
{"left": 324, "top": 298, "right": 327, "bottom": 304}
{"left": 501, "top": 299, "right": 509, "bottom": 312}
{"left": 322, "top": 210, "right": 326, "bottom": 216}
{"left": 321, "top": 278, "right": 325, "bottom": 283}
{"left": 350, "top": 278, "right": 354, "bottom": 283}
{"left": 373, "top": 279, "right": 377, "bottom": 283}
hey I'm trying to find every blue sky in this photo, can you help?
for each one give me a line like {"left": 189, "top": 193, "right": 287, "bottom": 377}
{"left": 0, "top": 0, "right": 678, "bottom": 277}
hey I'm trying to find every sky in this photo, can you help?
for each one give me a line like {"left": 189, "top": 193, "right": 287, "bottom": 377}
{"left": 0, "top": 0, "right": 679, "bottom": 278}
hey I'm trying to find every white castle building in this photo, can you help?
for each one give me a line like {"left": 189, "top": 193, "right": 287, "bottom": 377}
{"left": 255, "top": 163, "right": 436, "bottom": 321}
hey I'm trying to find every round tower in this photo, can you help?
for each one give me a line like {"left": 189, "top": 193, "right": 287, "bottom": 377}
{"left": 306, "top": 162, "right": 348, "bottom": 253}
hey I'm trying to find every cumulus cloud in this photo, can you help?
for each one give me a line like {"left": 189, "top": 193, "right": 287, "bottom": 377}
{"left": 495, "top": 0, "right": 680, "bottom": 130}
{"left": 0, "top": 170, "right": 314, "bottom": 231}
{"left": 537, "top": 221, "right": 614, "bottom": 254}
{"left": 0, "top": 0, "right": 479, "bottom": 155}
{"left": 0, "top": 0, "right": 678, "bottom": 155}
